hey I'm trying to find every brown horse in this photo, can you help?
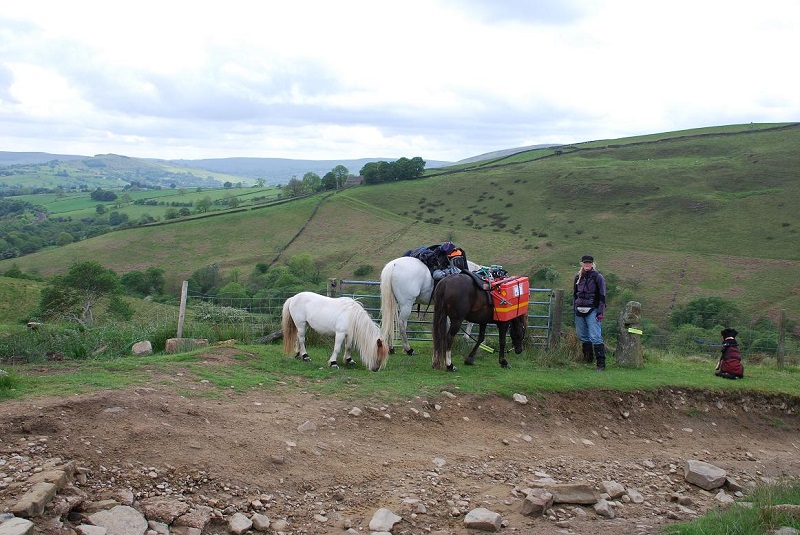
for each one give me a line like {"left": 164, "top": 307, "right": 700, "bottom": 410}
{"left": 432, "top": 273, "right": 527, "bottom": 371}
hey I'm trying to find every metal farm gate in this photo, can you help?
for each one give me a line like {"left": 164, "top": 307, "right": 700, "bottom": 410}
{"left": 329, "top": 278, "right": 555, "bottom": 350}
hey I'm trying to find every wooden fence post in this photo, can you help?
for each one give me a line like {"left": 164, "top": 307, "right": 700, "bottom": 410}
{"left": 549, "top": 289, "right": 564, "bottom": 349}
{"left": 777, "top": 308, "right": 786, "bottom": 368}
{"left": 328, "top": 278, "right": 339, "bottom": 297}
{"left": 177, "top": 280, "right": 188, "bottom": 338}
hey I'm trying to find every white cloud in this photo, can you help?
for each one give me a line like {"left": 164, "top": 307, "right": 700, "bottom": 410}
{"left": 0, "top": 0, "right": 798, "bottom": 161}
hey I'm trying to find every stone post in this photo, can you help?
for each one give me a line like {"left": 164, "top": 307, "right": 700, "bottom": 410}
{"left": 616, "top": 301, "right": 643, "bottom": 367}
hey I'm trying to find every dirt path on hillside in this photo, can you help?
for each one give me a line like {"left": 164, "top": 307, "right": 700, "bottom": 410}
{"left": 1, "top": 349, "right": 799, "bottom": 534}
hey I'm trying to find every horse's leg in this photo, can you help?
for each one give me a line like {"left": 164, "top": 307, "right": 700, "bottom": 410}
{"left": 343, "top": 335, "right": 356, "bottom": 366}
{"left": 328, "top": 331, "right": 347, "bottom": 368}
{"left": 497, "top": 323, "right": 511, "bottom": 369}
{"left": 445, "top": 318, "right": 461, "bottom": 372}
{"left": 398, "top": 301, "right": 415, "bottom": 355}
{"left": 296, "top": 322, "right": 311, "bottom": 362}
{"left": 445, "top": 346, "right": 455, "bottom": 372}
{"left": 464, "top": 324, "right": 486, "bottom": 365}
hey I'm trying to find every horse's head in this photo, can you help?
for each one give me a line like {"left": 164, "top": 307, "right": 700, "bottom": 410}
{"left": 510, "top": 314, "right": 528, "bottom": 354}
{"left": 372, "top": 338, "right": 390, "bottom": 371}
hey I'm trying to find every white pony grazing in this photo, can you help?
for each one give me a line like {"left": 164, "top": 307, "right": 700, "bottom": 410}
{"left": 281, "top": 292, "right": 388, "bottom": 371}
{"left": 380, "top": 256, "right": 484, "bottom": 355}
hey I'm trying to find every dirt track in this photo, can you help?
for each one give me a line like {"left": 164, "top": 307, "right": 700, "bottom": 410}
{"left": 1, "top": 349, "right": 799, "bottom": 534}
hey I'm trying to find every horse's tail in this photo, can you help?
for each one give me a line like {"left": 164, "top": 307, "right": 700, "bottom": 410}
{"left": 431, "top": 279, "right": 449, "bottom": 368}
{"left": 348, "top": 303, "right": 389, "bottom": 371}
{"left": 281, "top": 297, "right": 297, "bottom": 356}
{"left": 379, "top": 260, "right": 399, "bottom": 346}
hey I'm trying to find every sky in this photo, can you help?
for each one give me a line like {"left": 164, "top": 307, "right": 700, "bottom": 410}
{"left": 1, "top": 1, "right": 798, "bottom": 163}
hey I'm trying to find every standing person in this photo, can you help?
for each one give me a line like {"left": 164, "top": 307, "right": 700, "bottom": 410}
{"left": 573, "top": 255, "right": 607, "bottom": 371}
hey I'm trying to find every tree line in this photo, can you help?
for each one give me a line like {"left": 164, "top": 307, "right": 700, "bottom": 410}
{"left": 280, "top": 157, "right": 427, "bottom": 197}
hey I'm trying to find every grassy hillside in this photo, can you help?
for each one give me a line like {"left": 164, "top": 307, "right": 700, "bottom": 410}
{"left": 13, "top": 186, "right": 282, "bottom": 221}
{"left": 2, "top": 123, "right": 799, "bottom": 328}
{"left": 0, "top": 154, "right": 251, "bottom": 191}
{"left": 0, "top": 276, "right": 44, "bottom": 325}
{"left": 0, "top": 196, "right": 318, "bottom": 289}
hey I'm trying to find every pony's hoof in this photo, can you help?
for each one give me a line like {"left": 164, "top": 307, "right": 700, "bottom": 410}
{"left": 464, "top": 359, "right": 475, "bottom": 366}
{"left": 500, "top": 361, "right": 511, "bottom": 369}
{"left": 389, "top": 347, "right": 396, "bottom": 355}
{"left": 405, "top": 348, "right": 415, "bottom": 356}
{"left": 329, "top": 362, "right": 339, "bottom": 369}
{"left": 301, "top": 354, "right": 311, "bottom": 362}
{"left": 345, "top": 357, "right": 356, "bottom": 366}
{"left": 446, "top": 364, "right": 457, "bottom": 372}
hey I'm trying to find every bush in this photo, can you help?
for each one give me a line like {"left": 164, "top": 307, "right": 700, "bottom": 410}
{"left": 353, "top": 265, "right": 374, "bottom": 277}
{"left": 107, "top": 295, "right": 134, "bottom": 321}
{"left": 531, "top": 267, "right": 559, "bottom": 286}
{"left": 750, "top": 333, "right": 778, "bottom": 353}
{"left": 670, "top": 324, "right": 717, "bottom": 354}
{"left": 671, "top": 297, "right": 740, "bottom": 329}
{"left": 193, "top": 302, "right": 254, "bottom": 324}
{"left": 0, "top": 368, "right": 20, "bottom": 399}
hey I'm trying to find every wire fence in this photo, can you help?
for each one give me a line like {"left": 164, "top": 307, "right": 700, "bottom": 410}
{"left": 3, "top": 281, "right": 794, "bottom": 366}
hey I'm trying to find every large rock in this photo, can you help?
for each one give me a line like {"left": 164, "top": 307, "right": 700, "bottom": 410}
{"left": 685, "top": 460, "right": 727, "bottom": 490}
{"left": 11, "top": 483, "right": 59, "bottom": 517}
{"left": 464, "top": 508, "right": 502, "bottom": 532}
{"left": 88, "top": 505, "right": 147, "bottom": 535}
{"left": 368, "top": 508, "right": 401, "bottom": 532}
{"left": 520, "top": 488, "right": 554, "bottom": 516}
{"left": 600, "top": 480, "right": 626, "bottom": 499}
{"left": 227, "top": 513, "right": 252, "bottom": 535}
{"left": 131, "top": 341, "right": 152, "bottom": 356}
{"left": 138, "top": 497, "right": 190, "bottom": 524}
{"left": 0, "top": 517, "right": 35, "bottom": 535}
{"left": 542, "top": 482, "right": 598, "bottom": 504}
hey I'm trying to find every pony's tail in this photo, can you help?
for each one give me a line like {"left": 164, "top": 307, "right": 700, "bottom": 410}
{"left": 379, "top": 261, "right": 399, "bottom": 346}
{"left": 281, "top": 297, "right": 297, "bottom": 356}
{"left": 432, "top": 280, "right": 449, "bottom": 369}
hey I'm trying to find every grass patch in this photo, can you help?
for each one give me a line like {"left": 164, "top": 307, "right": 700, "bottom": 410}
{"left": 666, "top": 480, "right": 800, "bottom": 534}
{"left": 3, "top": 342, "right": 799, "bottom": 401}
{"left": 0, "top": 368, "right": 20, "bottom": 399}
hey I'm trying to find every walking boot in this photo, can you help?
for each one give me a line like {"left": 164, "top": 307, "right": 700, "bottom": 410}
{"left": 581, "top": 342, "right": 593, "bottom": 363}
{"left": 594, "top": 344, "right": 606, "bottom": 371}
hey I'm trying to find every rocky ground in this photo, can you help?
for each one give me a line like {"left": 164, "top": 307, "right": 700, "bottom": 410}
{"left": 1, "top": 349, "right": 799, "bottom": 534}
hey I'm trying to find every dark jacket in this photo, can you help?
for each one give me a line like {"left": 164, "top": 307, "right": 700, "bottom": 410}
{"left": 718, "top": 340, "right": 744, "bottom": 377}
{"left": 573, "top": 269, "right": 606, "bottom": 316}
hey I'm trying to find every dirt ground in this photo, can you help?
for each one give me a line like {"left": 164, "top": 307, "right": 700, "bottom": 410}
{"left": 1, "top": 348, "right": 799, "bottom": 535}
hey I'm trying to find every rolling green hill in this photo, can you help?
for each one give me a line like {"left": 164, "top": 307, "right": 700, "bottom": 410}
{"left": 1, "top": 123, "right": 799, "bottom": 328}
{"left": 0, "top": 153, "right": 252, "bottom": 191}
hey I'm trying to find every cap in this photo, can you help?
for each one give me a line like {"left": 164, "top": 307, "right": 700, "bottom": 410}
{"left": 580, "top": 255, "right": 594, "bottom": 263}
{"left": 441, "top": 241, "right": 455, "bottom": 254}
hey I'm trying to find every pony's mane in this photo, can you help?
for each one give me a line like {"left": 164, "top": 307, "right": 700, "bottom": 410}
{"left": 347, "top": 301, "right": 388, "bottom": 370}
